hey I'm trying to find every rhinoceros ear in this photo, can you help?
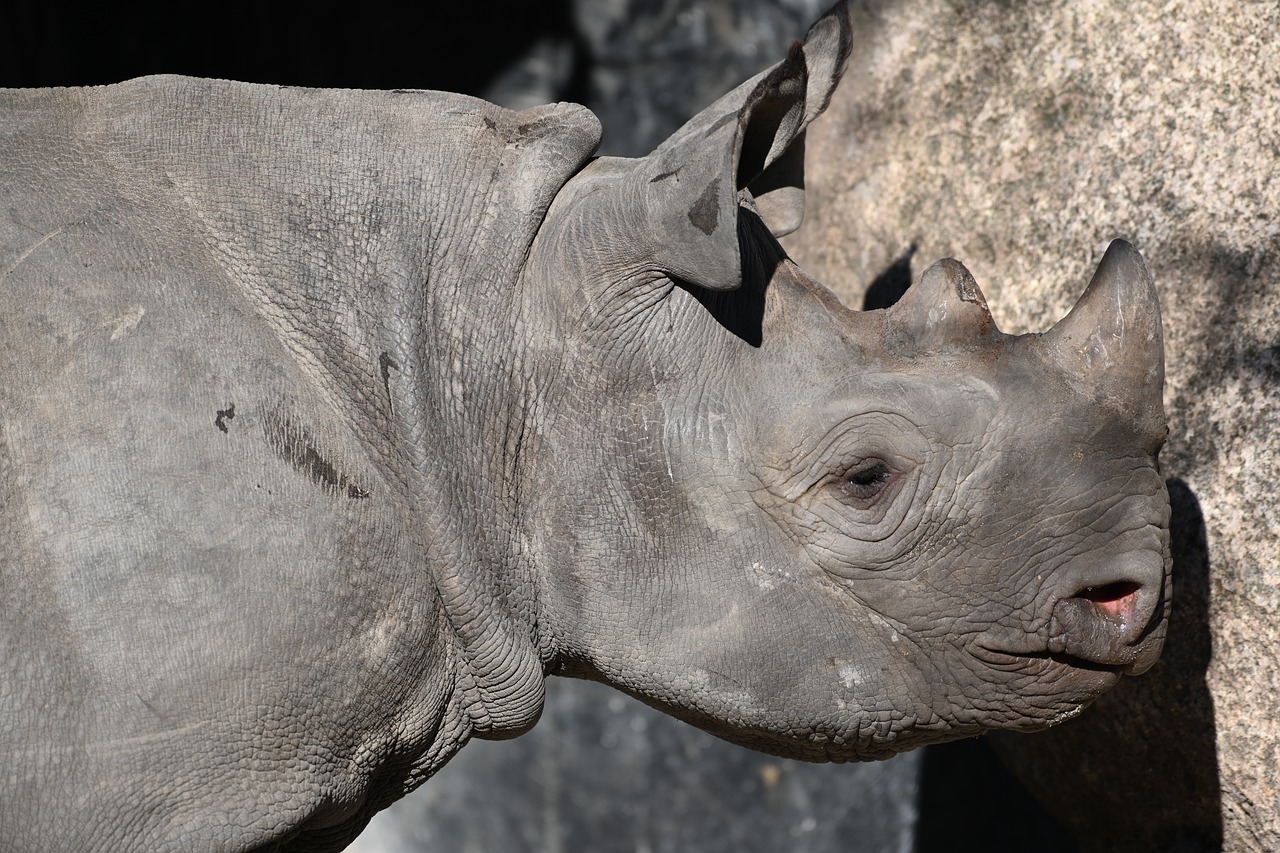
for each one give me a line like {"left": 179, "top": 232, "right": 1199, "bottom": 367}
{"left": 637, "top": 2, "right": 851, "bottom": 291}
{"left": 748, "top": 9, "right": 852, "bottom": 238}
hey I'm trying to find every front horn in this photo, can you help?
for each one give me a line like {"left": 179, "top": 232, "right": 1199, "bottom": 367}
{"left": 1042, "top": 240, "right": 1165, "bottom": 423}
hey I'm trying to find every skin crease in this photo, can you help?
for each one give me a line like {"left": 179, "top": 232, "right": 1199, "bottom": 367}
{"left": 0, "top": 5, "right": 1168, "bottom": 851}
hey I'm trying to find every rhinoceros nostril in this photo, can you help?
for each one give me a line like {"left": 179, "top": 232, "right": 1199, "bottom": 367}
{"left": 1077, "top": 580, "right": 1142, "bottom": 622}
{"left": 1080, "top": 578, "right": 1141, "bottom": 612}
{"left": 1047, "top": 564, "right": 1165, "bottom": 674}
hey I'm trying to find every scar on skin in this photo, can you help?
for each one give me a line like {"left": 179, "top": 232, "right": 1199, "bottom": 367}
{"left": 687, "top": 177, "right": 721, "bottom": 235}
{"left": 1, "top": 224, "right": 65, "bottom": 279}
{"left": 215, "top": 404, "right": 235, "bottom": 434}
{"left": 109, "top": 305, "right": 146, "bottom": 341}
{"left": 263, "top": 410, "right": 370, "bottom": 500}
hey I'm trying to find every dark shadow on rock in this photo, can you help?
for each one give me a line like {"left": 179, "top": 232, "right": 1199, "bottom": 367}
{"left": 862, "top": 244, "right": 917, "bottom": 310}
{"left": 914, "top": 736, "right": 1077, "bottom": 853}
{"left": 989, "top": 477, "right": 1221, "bottom": 853}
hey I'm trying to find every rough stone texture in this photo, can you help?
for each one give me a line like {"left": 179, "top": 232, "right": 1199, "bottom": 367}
{"left": 785, "top": 1, "right": 1279, "bottom": 850}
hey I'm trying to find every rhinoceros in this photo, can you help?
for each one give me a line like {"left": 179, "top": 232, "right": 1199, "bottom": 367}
{"left": 0, "top": 5, "right": 1170, "bottom": 851}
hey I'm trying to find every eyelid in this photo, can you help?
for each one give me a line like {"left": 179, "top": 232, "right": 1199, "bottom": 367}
{"left": 769, "top": 411, "right": 924, "bottom": 501}
{"left": 846, "top": 458, "right": 892, "bottom": 483}
{"left": 835, "top": 458, "right": 895, "bottom": 502}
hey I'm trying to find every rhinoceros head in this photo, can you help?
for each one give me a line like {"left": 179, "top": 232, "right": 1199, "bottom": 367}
{"left": 518, "top": 4, "right": 1169, "bottom": 759}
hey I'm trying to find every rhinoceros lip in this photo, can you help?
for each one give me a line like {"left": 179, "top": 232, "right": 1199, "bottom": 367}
{"left": 972, "top": 572, "right": 1165, "bottom": 677}
{"left": 970, "top": 643, "right": 1134, "bottom": 677}
{"left": 1043, "top": 638, "right": 1162, "bottom": 677}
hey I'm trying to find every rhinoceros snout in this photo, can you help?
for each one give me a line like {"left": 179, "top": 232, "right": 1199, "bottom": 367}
{"left": 1047, "top": 559, "right": 1168, "bottom": 675}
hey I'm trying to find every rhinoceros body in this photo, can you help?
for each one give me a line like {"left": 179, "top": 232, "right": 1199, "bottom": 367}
{"left": 0, "top": 7, "right": 1169, "bottom": 851}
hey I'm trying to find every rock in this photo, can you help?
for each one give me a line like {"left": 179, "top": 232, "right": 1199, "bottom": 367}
{"left": 785, "top": 2, "right": 1279, "bottom": 850}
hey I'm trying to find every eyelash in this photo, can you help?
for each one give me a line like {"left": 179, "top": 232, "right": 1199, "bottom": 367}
{"left": 837, "top": 459, "right": 893, "bottom": 501}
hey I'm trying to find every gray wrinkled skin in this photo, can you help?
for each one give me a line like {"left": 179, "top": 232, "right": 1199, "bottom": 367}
{"left": 0, "top": 6, "right": 1169, "bottom": 851}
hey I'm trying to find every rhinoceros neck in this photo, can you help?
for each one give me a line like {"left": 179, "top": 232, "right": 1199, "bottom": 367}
{"left": 74, "top": 76, "right": 598, "bottom": 738}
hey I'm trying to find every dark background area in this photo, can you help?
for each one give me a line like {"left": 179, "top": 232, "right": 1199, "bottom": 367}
{"left": 4, "top": 2, "right": 1083, "bottom": 850}
{"left": 1, "top": 5, "right": 582, "bottom": 93}
{"left": 2, "top": 0, "right": 828, "bottom": 157}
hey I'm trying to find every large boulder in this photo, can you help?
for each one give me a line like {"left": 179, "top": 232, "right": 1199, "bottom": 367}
{"left": 786, "top": 1, "right": 1278, "bottom": 850}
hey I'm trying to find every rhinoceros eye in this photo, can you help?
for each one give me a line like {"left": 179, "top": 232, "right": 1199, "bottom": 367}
{"left": 838, "top": 459, "right": 893, "bottom": 502}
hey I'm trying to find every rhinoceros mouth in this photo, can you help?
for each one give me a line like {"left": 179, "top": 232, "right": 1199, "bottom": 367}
{"left": 969, "top": 643, "right": 1133, "bottom": 679}
{"left": 971, "top": 559, "right": 1167, "bottom": 678}
{"left": 1046, "top": 580, "right": 1166, "bottom": 675}
{"left": 971, "top": 639, "right": 1157, "bottom": 679}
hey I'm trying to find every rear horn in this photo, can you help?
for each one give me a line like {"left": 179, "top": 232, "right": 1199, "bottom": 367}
{"left": 888, "top": 258, "right": 998, "bottom": 349}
